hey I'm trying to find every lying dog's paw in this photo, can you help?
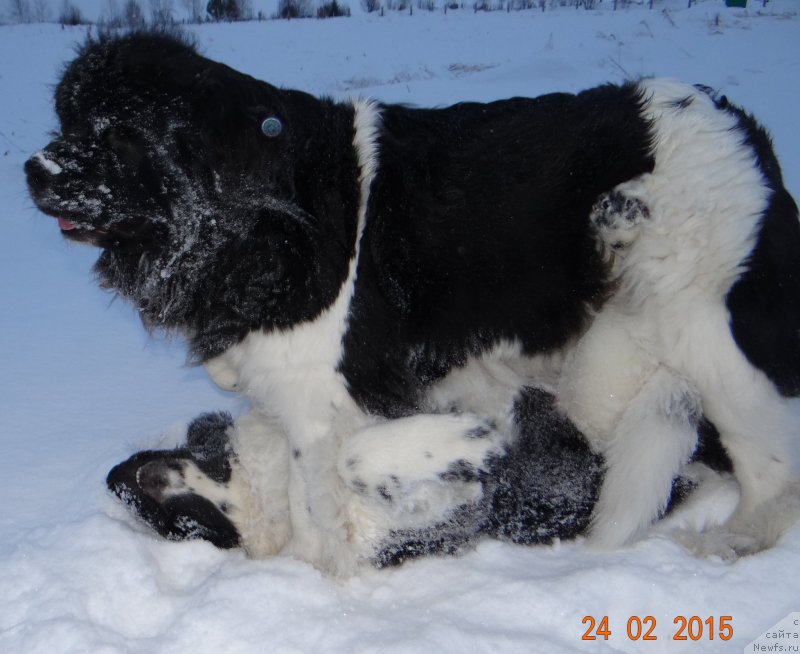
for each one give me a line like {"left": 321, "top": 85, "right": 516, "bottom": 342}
{"left": 591, "top": 189, "right": 650, "bottom": 251}
{"left": 107, "top": 449, "right": 241, "bottom": 549}
{"left": 339, "top": 414, "right": 504, "bottom": 523}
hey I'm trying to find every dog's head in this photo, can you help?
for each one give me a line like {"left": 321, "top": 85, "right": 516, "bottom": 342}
{"left": 26, "top": 33, "right": 357, "bottom": 358}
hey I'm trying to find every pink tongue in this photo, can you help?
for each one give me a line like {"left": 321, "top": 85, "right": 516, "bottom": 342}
{"left": 58, "top": 217, "right": 78, "bottom": 231}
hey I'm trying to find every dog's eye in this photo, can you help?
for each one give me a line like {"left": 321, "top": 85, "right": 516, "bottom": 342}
{"left": 261, "top": 117, "right": 283, "bottom": 138}
{"left": 103, "top": 128, "right": 144, "bottom": 167}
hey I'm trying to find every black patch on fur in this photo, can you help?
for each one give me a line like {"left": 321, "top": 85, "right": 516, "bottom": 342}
{"left": 664, "top": 475, "right": 698, "bottom": 513}
{"left": 482, "top": 388, "right": 604, "bottom": 545}
{"left": 692, "top": 419, "right": 733, "bottom": 474}
{"left": 185, "top": 411, "right": 234, "bottom": 482}
{"left": 376, "top": 485, "right": 393, "bottom": 502}
{"left": 107, "top": 449, "right": 240, "bottom": 549}
{"left": 339, "top": 84, "right": 654, "bottom": 417}
{"left": 439, "top": 460, "right": 480, "bottom": 483}
{"left": 727, "top": 183, "right": 800, "bottom": 397}
{"left": 665, "top": 420, "right": 732, "bottom": 513}
{"left": 692, "top": 87, "right": 800, "bottom": 397}
{"left": 372, "top": 502, "right": 483, "bottom": 568}
{"left": 373, "top": 388, "right": 604, "bottom": 566}
{"left": 464, "top": 425, "right": 493, "bottom": 439}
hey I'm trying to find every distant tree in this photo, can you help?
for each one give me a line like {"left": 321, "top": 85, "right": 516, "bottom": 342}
{"left": 31, "top": 0, "right": 49, "bottom": 21}
{"left": 149, "top": 0, "right": 173, "bottom": 27}
{"left": 6, "top": 0, "right": 32, "bottom": 23}
{"left": 238, "top": 0, "right": 253, "bottom": 19}
{"left": 58, "top": 0, "right": 83, "bottom": 23}
{"left": 182, "top": 0, "right": 203, "bottom": 21}
{"left": 100, "top": 0, "right": 121, "bottom": 27}
{"left": 123, "top": 0, "right": 146, "bottom": 26}
{"left": 317, "top": 0, "right": 350, "bottom": 16}
{"left": 361, "top": 0, "right": 380, "bottom": 11}
{"left": 276, "top": 0, "right": 312, "bottom": 17}
{"left": 207, "top": 0, "right": 239, "bottom": 20}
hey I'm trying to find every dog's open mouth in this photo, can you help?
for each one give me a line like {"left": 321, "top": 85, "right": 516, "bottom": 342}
{"left": 50, "top": 211, "right": 165, "bottom": 252}
{"left": 55, "top": 215, "right": 109, "bottom": 245}
{"left": 58, "top": 217, "right": 79, "bottom": 231}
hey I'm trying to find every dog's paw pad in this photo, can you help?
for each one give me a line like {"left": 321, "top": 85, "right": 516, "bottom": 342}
{"left": 136, "top": 458, "right": 190, "bottom": 501}
{"left": 591, "top": 190, "right": 650, "bottom": 250}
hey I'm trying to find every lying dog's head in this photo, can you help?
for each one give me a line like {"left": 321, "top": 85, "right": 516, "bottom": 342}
{"left": 26, "top": 32, "right": 359, "bottom": 358}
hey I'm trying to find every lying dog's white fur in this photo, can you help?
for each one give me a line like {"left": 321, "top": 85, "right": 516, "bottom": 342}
{"left": 26, "top": 34, "right": 800, "bottom": 574}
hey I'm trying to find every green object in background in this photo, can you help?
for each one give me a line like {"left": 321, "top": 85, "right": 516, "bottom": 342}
{"left": 725, "top": 0, "right": 747, "bottom": 7}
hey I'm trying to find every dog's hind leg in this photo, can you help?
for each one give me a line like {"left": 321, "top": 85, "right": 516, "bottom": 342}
{"left": 689, "top": 357, "right": 800, "bottom": 558}
{"left": 587, "top": 367, "right": 701, "bottom": 549}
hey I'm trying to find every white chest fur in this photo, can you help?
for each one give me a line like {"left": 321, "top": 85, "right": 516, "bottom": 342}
{"left": 205, "top": 98, "right": 382, "bottom": 440}
{"left": 203, "top": 100, "right": 383, "bottom": 574}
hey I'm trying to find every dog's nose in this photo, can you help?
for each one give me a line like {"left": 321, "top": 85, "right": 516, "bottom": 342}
{"left": 24, "top": 152, "right": 61, "bottom": 192}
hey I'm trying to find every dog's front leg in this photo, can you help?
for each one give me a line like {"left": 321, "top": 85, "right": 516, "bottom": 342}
{"left": 283, "top": 424, "right": 358, "bottom": 574}
{"left": 250, "top": 366, "right": 370, "bottom": 575}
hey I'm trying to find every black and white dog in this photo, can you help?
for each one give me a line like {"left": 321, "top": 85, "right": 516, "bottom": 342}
{"left": 25, "top": 32, "right": 800, "bottom": 574}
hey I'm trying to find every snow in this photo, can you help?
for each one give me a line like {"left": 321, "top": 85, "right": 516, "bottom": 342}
{"left": 1, "top": 2, "right": 800, "bottom": 652}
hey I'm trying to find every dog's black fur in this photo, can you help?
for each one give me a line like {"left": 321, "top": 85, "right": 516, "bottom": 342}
{"left": 26, "top": 33, "right": 653, "bottom": 375}
{"left": 28, "top": 33, "right": 362, "bottom": 361}
{"left": 722, "top": 97, "right": 800, "bottom": 397}
{"left": 340, "top": 89, "right": 653, "bottom": 417}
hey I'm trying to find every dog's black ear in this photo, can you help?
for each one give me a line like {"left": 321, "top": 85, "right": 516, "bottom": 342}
{"left": 186, "top": 65, "right": 295, "bottom": 181}
{"left": 189, "top": 65, "right": 281, "bottom": 130}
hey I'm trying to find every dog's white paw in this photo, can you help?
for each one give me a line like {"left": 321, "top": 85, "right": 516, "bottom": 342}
{"left": 673, "top": 480, "right": 800, "bottom": 561}
{"left": 338, "top": 414, "right": 504, "bottom": 524}
{"left": 672, "top": 527, "right": 762, "bottom": 561}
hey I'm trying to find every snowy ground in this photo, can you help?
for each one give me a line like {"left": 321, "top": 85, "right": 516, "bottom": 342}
{"left": 2, "top": 2, "right": 800, "bottom": 652}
